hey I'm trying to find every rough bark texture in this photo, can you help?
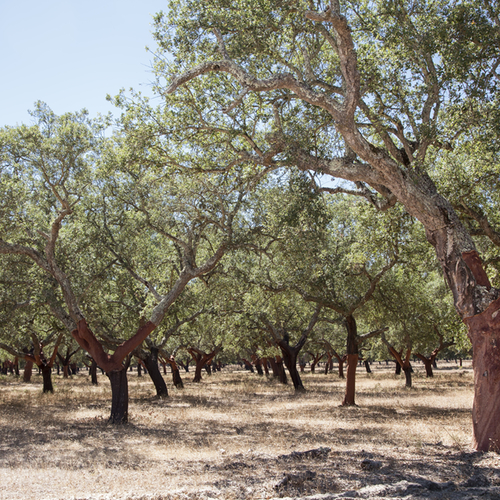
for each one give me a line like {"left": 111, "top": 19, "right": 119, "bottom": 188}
{"left": 41, "top": 365, "right": 54, "bottom": 393}
{"left": 342, "top": 354, "right": 358, "bottom": 406}
{"left": 143, "top": 348, "right": 168, "bottom": 398}
{"left": 342, "top": 315, "right": 358, "bottom": 406}
{"left": 107, "top": 369, "right": 129, "bottom": 424}
{"left": 90, "top": 359, "right": 98, "bottom": 385}
{"left": 274, "top": 356, "right": 288, "bottom": 385}
{"left": 189, "top": 347, "right": 221, "bottom": 383}
{"left": 23, "top": 361, "right": 33, "bottom": 382}
{"left": 464, "top": 296, "right": 500, "bottom": 451}
{"left": 280, "top": 345, "right": 304, "bottom": 391}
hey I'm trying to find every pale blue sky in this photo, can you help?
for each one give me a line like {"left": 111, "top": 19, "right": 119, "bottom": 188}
{"left": 0, "top": 0, "right": 167, "bottom": 126}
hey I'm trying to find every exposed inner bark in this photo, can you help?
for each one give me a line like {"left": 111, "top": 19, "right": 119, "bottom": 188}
{"left": 188, "top": 347, "right": 221, "bottom": 383}
{"left": 464, "top": 296, "right": 500, "bottom": 451}
{"left": 23, "top": 361, "right": 33, "bottom": 382}
{"left": 342, "top": 354, "right": 358, "bottom": 406}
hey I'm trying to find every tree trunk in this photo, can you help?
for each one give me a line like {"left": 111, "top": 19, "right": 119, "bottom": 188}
{"left": 23, "top": 360, "right": 33, "bottom": 382}
{"left": 107, "top": 369, "right": 128, "bottom": 424}
{"left": 342, "top": 315, "right": 358, "bottom": 406}
{"left": 143, "top": 348, "right": 168, "bottom": 398}
{"left": 172, "top": 366, "right": 184, "bottom": 388}
{"left": 62, "top": 364, "right": 70, "bottom": 378}
{"left": 242, "top": 358, "right": 254, "bottom": 372}
{"left": 193, "top": 361, "right": 204, "bottom": 383}
{"left": 338, "top": 358, "right": 345, "bottom": 379}
{"left": 465, "top": 300, "right": 500, "bottom": 451}
{"left": 403, "top": 365, "right": 412, "bottom": 388}
{"left": 415, "top": 354, "right": 434, "bottom": 377}
{"left": 268, "top": 357, "right": 279, "bottom": 378}
{"left": 90, "top": 359, "right": 98, "bottom": 385}
{"left": 342, "top": 354, "right": 358, "bottom": 406}
{"left": 395, "top": 361, "right": 402, "bottom": 375}
{"left": 189, "top": 347, "right": 221, "bottom": 382}
{"left": 165, "top": 357, "right": 184, "bottom": 388}
{"left": 280, "top": 346, "right": 304, "bottom": 391}
{"left": 364, "top": 360, "right": 372, "bottom": 373}
{"left": 41, "top": 365, "right": 54, "bottom": 393}
{"left": 252, "top": 355, "right": 264, "bottom": 376}
{"left": 261, "top": 357, "right": 270, "bottom": 376}
{"left": 275, "top": 356, "right": 288, "bottom": 385}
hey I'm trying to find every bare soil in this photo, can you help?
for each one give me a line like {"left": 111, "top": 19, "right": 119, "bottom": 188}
{"left": 0, "top": 361, "right": 499, "bottom": 500}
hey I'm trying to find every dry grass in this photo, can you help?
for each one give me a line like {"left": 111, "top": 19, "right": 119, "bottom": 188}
{"left": 0, "top": 361, "right": 499, "bottom": 499}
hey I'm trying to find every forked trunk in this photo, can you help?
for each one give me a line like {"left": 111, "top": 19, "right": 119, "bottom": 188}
{"left": 41, "top": 365, "right": 54, "bottom": 393}
{"left": 107, "top": 369, "right": 128, "bottom": 424}
{"left": 422, "top": 358, "right": 434, "bottom": 377}
{"left": 280, "top": 347, "right": 304, "bottom": 391}
{"left": 465, "top": 298, "right": 500, "bottom": 451}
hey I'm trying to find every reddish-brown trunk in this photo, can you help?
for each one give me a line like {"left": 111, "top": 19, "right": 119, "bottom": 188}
{"left": 416, "top": 354, "right": 434, "bottom": 377}
{"left": 342, "top": 354, "right": 358, "bottom": 406}
{"left": 23, "top": 361, "right": 33, "bottom": 382}
{"left": 465, "top": 297, "right": 500, "bottom": 451}
{"left": 261, "top": 357, "right": 269, "bottom": 375}
{"left": 164, "top": 356, "right": 184, "bottom": 388}
{"left": 188, "top": 347, "right": 221, "bottom": 383}
{"left": 62, "top": 364, "right": 69, "bottom": 378}
{"left": 338, "top": 359, "right": 345, "bottom": 379}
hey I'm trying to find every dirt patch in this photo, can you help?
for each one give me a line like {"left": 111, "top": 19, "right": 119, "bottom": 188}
{"left": 0, "top": 362, "right": 498, "bottom": 499}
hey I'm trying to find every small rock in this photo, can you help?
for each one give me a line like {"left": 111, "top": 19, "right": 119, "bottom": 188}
{"left": 360, "top": 458, "right": 382, "bottom": 470}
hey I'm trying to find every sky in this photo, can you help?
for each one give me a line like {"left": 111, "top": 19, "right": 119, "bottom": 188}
{"left": 0, "top": 0, "right": 167, "bottom": 127}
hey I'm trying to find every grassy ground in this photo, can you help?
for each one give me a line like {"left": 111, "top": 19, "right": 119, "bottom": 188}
{"left": 0, "top": 361, "right": 499, "bottom": 499}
